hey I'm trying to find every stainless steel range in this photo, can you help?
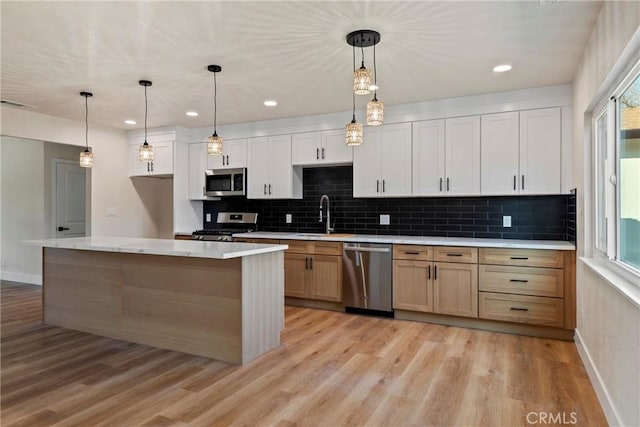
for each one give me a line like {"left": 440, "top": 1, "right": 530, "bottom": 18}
{"left": 192, "top": 212, "right": 258, "bottom": 241}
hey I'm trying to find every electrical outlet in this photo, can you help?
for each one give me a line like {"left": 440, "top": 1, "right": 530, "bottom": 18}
{"left": 503, "top": 216, "right": 512, "bottom": 227}
{"left": 380, "top": 214, "right": 391, "bottom": 225}
{"left": 106, "top": 207, "right": 117, "bottom": 217}
{"left": 205, "top": 213, "right": 212, "bottom": 222}
{"left": 285, "top": 214, "right": 292, "bottom": 224}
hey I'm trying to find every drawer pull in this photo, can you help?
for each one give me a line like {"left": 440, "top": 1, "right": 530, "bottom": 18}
{"left": 428, "top": 265, "right": 431, "bottom": 280}
{"left": 510, "top": 307, "right": 529, "bottom": 312}
{"left": 446, "top": 253, "right": 463, "bottom": 257}
{"left": 509, "top": 279, "right": 529, "bottom": 283}
{"left": 510, "top": 257, "right": 529, "bottom": 260}
{"left": 405, "top": 251, "right": 420, "bottom": 255}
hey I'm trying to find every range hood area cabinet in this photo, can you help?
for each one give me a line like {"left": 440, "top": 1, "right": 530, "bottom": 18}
{"left": 353, "top": 122, "right": 413, "bottom": 197}
{"left": 128, "top": 137, "right": 174, "bottom": 178}
{"left": 481, "top": 107, "right": 561, "bottom": 195}
{"left": 292, "top": 129, "right": 353, "bottom": 166}
{"left": 247, "top": 134, "right": 302, "bottom": 199}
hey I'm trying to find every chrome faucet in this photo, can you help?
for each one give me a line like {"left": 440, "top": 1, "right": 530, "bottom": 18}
{"left": 319, "top": 194, "right": 334, "bottom": 234}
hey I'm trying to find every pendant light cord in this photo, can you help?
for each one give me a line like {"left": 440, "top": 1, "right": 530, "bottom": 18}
{"left": 213, "top": 71, "right": 218, "bottom": 134}
{"left": 144, "top": 84, "right": 148, "bottom": 143}
{"left": 84, "top": 95, "right": 89, "bottom": 150}
{"left": 373, "top": 42, "right": 377, "bottom": 99}
{"left": 352, "top": 44, "right": 356, "bottom": 121}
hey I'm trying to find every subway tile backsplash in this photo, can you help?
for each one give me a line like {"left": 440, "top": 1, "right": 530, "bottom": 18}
{"left": 204, "top": 166, "right": 572, "bottom": 241}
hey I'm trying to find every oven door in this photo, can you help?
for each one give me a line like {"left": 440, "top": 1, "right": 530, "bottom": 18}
{"left": 205, "top": 168, "right": 245, "bottom": 196}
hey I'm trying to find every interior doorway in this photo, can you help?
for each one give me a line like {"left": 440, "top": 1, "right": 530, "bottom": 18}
{"left": 52, "top": 159, "right": 87, "bottom": 238}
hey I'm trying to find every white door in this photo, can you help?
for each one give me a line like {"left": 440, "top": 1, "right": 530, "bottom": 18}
{"left": 55, "top": 161, "right": 87, "bottom": 237}
{"left": 481, "top": 112, "right": 519, "bottom": 195}
{"left": 188, "top": 143, "right": 207, "bottom": 200}
{"left": 322, "top": 129, "right": 353, "bottom": 164}
{"left": 129, "top": 145, "right": 150, "bottom": 176}
{"left": 445, "top": 116, "right": 481, "bottom": 195}
{"left": 268, "top": 134, "right": 293, "bottom": 199}
{"left": 150, "top": 140, "right": 174, "bottom": 175}
{"left": 519, "top": 107, "right": 561, "bottom": 194}
{"left": 292, "top": 132, "right": 322, "bottom": 165}
{"left": 224, "top": 139, "right": 247, "bottom": 169}
{"left": 412, "top": 120, "right": 445, "bottom": 196}
{"left": 380, "top": 123, "right": 412, "bottom": 196}
{"left": 353, "top": 126, "right": 382, "bottom": 197}
{"left": 247, "top": 136, "right": 271, "bottom": 199}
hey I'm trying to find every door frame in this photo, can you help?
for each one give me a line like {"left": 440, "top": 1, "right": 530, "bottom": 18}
{"left": 51, "top": 158, "right": 91, "bottom": 237}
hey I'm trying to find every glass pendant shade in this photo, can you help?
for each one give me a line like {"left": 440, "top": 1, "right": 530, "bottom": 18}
{"left": 366, "top": 98, "right": 384, "bottom": 126}
{"left": 346, "top": 120, "right": 363, "bottom": 146}
{"left": 207, "top": 133, "right": 223, "bottom": 155}
{"left": 138, "top": 142, "right": 154, "bottom": 161}
{"left": 79, "top": 149, "right": 94, "bottom": 168}
{"left": 353, "top": 66, "right": 372, "bottom": 95}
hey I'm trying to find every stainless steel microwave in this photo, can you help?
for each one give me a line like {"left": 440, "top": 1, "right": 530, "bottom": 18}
{"left": 204, "top": 168, "right": 246, "bottom": 197}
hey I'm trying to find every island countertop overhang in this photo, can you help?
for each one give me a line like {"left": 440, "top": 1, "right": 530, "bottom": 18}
{"left": 25, "top": 236, "right": 288, "bottom": 260}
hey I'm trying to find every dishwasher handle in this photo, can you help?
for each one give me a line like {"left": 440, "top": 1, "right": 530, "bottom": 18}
{"left": 344, "top": 245, "right": 391, "bottom": 253}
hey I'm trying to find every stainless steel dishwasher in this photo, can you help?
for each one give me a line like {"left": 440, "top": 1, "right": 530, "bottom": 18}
{"left": 342, "top": 243, "right": 393, "bottom": 317}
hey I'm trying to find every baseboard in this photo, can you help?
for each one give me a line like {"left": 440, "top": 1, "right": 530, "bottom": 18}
{"left": 574, "top": 328, "right": 622, "bottom": 426}
{"left": 0, "top": 271, "right": 42, "bottom": 285}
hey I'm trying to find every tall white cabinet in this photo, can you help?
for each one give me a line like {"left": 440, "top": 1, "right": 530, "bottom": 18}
{"left": 247, "top": 135, "right": 302, "bottom": 199}
{"left": 353, "top": 123, "right": 412, "bottom": 197}
{"left": 480, "top": 112, "right": 520, "bottom": 195}
{"left": 412, "top": 116, "right": 480, "bottom": 196}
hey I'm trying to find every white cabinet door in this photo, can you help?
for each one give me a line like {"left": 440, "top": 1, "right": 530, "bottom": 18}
{"left": 353, "top": 126, "right": 382, "bottom": 197}
{"left": 292, "top": 132, "right": 322, "bottom": 165}
{"left": 412, "top": 120, "right": 445, "bottom": 196}
{"left": 188, "top": 143, "right": 207, "bottom": 200}
{"left": 481, "top": 112, "right": 519, "bottom": 195}
{"left": 207, "top": 150, "right": 225, "bottom": 169}
{"left": 380, "top": 123, "right": 412, "bottom": 196}
{"left": 247, "top": 137, "right": 271, "bottom": 199}
{"left": 322, "top": 129, "right": 352, "bottom": 164}
{"left": 445, "top": 116, "right": 480, "bottom": 195}
{"left": 151, "top": 141, "right": 174, "bottom": 175}
{"left": 268, "top": 134, "right": 294, "bottom": 198}
{"left": 519, "top": 107, "right": 561, "bottom": 194}
{"left": 224, "top": 139, "right": 247, "bottom": 168}
{"left": 129, "top": 145, "right": 150, "bottom": 177}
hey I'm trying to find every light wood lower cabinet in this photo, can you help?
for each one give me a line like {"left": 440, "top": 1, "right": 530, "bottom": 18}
{"left": 284, "top": 253, "right": 310, "bottom": 299}
{"left": 393, "top": 260, "right": 433, "bottom": 312}
{"left": 311, "top": 255, "right": 342, "bottom": 302}
{"left": 282, "top": 240, "right": 342, "bottom": 302}
{"left": 433, "top": 262, "right": 478, "bottom": 318}
{"left": 479, "top": 292, "right": 564, "bottom": 328}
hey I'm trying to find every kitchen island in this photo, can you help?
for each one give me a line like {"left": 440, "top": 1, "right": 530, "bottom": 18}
{"left": 26, "top": 237, "right": 288, "bottom": 365}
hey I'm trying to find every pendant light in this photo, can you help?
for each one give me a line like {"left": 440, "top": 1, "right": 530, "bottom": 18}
{"left": 207, "top": 64, "right": 223, "bottom": 155}
{"left": 138, "top": 80, "right": 153, "bottom": 161}
{"left": 79, "top": 91, "right": 94, "bottom": 168}
{"left": 366, "top": 39, "right": 384, "bottom": 126}
{"left": 353, "top": 45, "right": 372, "bottom": 96}
{"left": 346, "top": 43, "right": 363, "bottom": 146}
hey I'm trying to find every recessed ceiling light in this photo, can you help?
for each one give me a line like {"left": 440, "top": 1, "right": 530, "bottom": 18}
{"left": 264, "top": 100, "right": 278, "bottom": 107}
{"left": 124, "top": 119, "right": 136, "bottom": 125}
{"left": 185, "top": 111, "right": 199, "bottom": 117}
{"left": 493, "top": 64, "right": 512, "bottom": 73}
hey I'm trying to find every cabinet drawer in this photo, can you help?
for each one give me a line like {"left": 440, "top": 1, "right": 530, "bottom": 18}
{"left": 479, "top": 248, "right": 563, "bottom": 268}
{"left": 479, "top": 292, "right": 564, "bottom": 327}
{"left": 479, "top": 265, "right": 564, "bottom": 298}
{"left": 311, "top": 241, "right": 342, "bottom": 256}
{"left": 280, "top": 240, "right": 310, "bottom": 254}
{"left": 393, "top": 245, "right": 433, "bottom": 261}
{"left": 434, "top": 246, "right": 478, "bottom": 264}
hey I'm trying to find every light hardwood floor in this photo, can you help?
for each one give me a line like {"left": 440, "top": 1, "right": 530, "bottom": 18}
{"left": 1, "top": 281, "right": 606, "bottom": 426}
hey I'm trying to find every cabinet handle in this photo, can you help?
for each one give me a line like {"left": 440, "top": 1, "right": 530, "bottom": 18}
{"left": 428, "top": 264, "right": 431, "bottom": 280}
{"left": 513, "top": 175, "right": 516, "bottom": 191}
{"left": 305, "top": 257, "right": 310, "bottom": 269}
{"left": 222, "top": 156, "right": 226, "bottom": 166}
{"left": 310, "top": 257, "right": 313, "bottom": 270}
{"left": 510, "top": 279, "right": 529, "bottom": 283}
{"left": 405, "top": 251, "right": 420, "bottom": 255}
{"left": 147, "top": 162, "right": 150, "bottom": 172}
{"left": 446, "top": 253, "right": 463, "bottom": 257}
{"left": 268, "top": 184, "right": 272, "bottom": 195}
{"left": 152, "top": 162, "right": 154, "bottom": 172}
{"left": 522, "top": 175, "right": 525, "bottom": 190}
{"left": 226, "top": 155, "right": 229, "bottom": 165}
{"left": 321, "top": 147, "right": 325, "bottom": 159}
{"left": 316, "top": 147, "right": 320, "bottom": 160}
{"left": 376, "top": 180, "right": 380, "bottom": 193}
{"left": 510, "top": 307, "right": 529, "bottom": 312}
{"left": 263, "top": 184, "right": 267, "bottom": 195}
{"left": 434, "top": 265, "right": 437, "bottom": 280}
{"left": 446, "top": 177, "right": 450, "bottom": 191}
{"left": 439, "top": 178, "right": 443, "bottom": 192}
{"left": 510, "top": 257, "right": 529, "bottom": 260}
{"left": 383, "top": 180, "right": 386, "bottom": 192}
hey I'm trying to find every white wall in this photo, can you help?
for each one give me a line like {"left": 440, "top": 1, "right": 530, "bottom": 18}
{"left": 572, "top": 2, "right": 640, "bottom": 426}
{"left": 1, "top": 106, "right": 170, "bottom": 283}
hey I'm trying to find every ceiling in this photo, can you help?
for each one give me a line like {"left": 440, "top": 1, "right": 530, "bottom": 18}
{"left": 1, "top": 1, "right": 602, "bottom": 131}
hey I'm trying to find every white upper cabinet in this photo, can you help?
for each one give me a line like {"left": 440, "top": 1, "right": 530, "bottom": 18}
{"left": 188, "top": 142, "right": 207, "bottom": 200}
{"left": 481, "top": 112, "right": 519, "bottom": 195}
{"left": 519, "top": 107, "right": 561, "bottom": 194}
{"left": 353, "top": 122, "right": 412, "bottom": 197}
{"left": 206, "top": 138, "right": 247, "bottom": 170}
{"left": 412, "top": 120, "right": 445, "bottom": 196}
{"left": 412, "top": 116, "right": 480, "bottom": 196}
{"left": 129, "top": 140, "right": 174, "bottom": 177}
{"left": 292, "top": 129, "right": 352, "bottom": 166}
{"left": 247, "top": 134, "right": 302, "bottom": 199}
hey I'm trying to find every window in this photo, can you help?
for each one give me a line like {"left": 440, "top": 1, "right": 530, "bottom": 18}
{"left": 594, "top": 61, "right": 640, "bottom": 275}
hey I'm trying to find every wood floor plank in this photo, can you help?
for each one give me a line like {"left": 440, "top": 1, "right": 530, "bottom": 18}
{"left": 0, "top": 281, "right": 607, "bottom": 426}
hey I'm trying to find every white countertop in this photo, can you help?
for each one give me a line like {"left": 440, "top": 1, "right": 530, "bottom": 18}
{"left": 232, "top": 232, "right": 576, "bottom": 250}
{"left": 25, "top": 236, "right": 289, "bottom": 259}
